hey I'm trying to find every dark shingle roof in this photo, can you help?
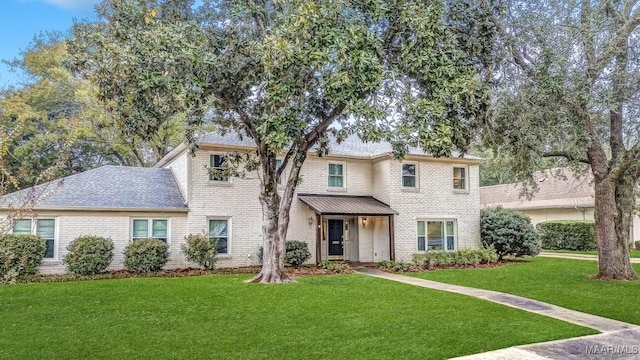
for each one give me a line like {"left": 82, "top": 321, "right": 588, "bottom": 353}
{"left": 0, "top": 166, "right": 187, "bottom": 211}
{"left": 198, "top": 132, "right": 480, "bottom": 159}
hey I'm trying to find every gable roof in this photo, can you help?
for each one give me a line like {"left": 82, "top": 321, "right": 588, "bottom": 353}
{"left": 480, "top": 168, "right": 595, "bottom": 210}
{"left": 197, "top": 132, "right": 481, "bottom": 160}
{"left": 0, "top": 166, "right": 187, "bottom": 212}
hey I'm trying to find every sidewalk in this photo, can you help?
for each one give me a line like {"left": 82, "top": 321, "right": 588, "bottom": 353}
{"left": 539, "top": 251, "right": 640, "bottom": 263}
{"left": 356, "top": 268, "right": 640, "bottom": 360}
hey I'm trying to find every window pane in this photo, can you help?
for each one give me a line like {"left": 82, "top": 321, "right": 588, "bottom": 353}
{"left": 210, "top": 155, "right": 228, "bottom": 181}
{"left": 427, "top": 221, "right": 444, "bottom": 250}
{"left": 402, "top": 176, "right": 416, "bottom": 187}
{"left": 447, "top": 236, "right": 455, "bottom": 251}
{"left": 275, "top": 159, "right": 282, "bottom": 184}
{"left": 152, "top": 220, "right": 167, "bottom": 241}
{"left": 44, "top": 239, "right": 54, "bottom": 258}
{"left": 36, "top": 219, "right": 55, "bottom": 238}
{"left": 216, "top": 237, "right": 228, "bottom": 254}
{"left": 133, "top": 219, "right": 149, "bottom": 238}
{"left": 209, "top": 220, "right": 228, "bottom": 238}
{"left": 329, "top": 164, "right": 343, "bottom": 176}
{"left": 328, "top": 175, "right": 343, "bottom": 187}
{"left": 453, "top": 167, "right": 466, "bottom": 190}
{"left": 417, "top": 221, "right": 425, "bottom": 236}
{"left": 417, "top": 236, "right": 426, "bottom": 251}
{"left": 13, "top": 219, "right": 32, "bottom": 234}
{"left": 402, "top": 164, "right": 415, "bottom": 176}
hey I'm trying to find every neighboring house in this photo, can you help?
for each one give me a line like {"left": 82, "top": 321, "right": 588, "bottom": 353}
{"left": 480, "top": 168, "right": 640, "bottom": 243}
{"left": 1, "top": 133, "right": 482, "bottom": 273}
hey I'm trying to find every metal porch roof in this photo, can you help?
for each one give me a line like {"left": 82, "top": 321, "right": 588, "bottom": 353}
{"left": 298, "top": 194, "right": 397, "bottom": 216}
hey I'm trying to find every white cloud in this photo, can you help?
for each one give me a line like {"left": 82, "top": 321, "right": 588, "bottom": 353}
{"left": 39, "top": 0, "right": 100, "bottom": 11}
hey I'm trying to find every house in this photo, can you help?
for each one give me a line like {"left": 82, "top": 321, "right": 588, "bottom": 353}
{"left": 479, "top": 168, "right": 640, "bottom": 243}
{"left": 1, "top": 133, "right": 481, "bottom": 273}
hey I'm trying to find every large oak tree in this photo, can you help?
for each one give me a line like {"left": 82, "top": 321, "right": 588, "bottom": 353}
{"left": 68, "top": 0, "right": 495, "bottom": 283}
{"left": 482, "top": 0, "right": 640, "bottom": 279}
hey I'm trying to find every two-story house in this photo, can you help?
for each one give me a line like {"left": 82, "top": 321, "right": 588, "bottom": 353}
{"left": 0, "top": 132, "right": 481, "bottom": 274}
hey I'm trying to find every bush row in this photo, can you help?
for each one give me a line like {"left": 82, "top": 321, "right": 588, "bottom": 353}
{"left": 537, "top": 221, "right": 597, "bottom": 251}
{"left": 0, "top": 234, "right": 315, "bottom": 280}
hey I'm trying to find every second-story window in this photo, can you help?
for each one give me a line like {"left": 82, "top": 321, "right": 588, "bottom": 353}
{"left": 328, "top": 163, "right": 344, "bottom": 188}
{"left": 210, "top": 154, "right": 229, "bottom": 181}
{"left": 402, "top": 163, "right": 417, "bottom": 188}
{"left": 453, "top": 167, "right": 467, "bottom": 190}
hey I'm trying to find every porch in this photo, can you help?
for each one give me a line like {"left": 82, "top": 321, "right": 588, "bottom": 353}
{"left": 298, "top": 194, "right": 398, "bottom": 263}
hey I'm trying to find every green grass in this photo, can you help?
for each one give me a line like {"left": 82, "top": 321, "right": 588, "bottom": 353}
{"left": 0, "top": 274, "right": 594, "bottom": 360}
{"left": 543, "top": 249, "right": 640, "bottom": 258}
{"left": 412, "top": 258, "right": 640, "bottom": 325}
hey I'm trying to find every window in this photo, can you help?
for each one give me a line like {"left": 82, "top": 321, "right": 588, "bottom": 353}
{"left": 275, "top": 159, "right": 283, "bottom": 185}
{"left": 132, "top": 219, "right": 168, "bottom": 242}
{"left": 209, "top": 219, "right": 229, "bottom": 254}
{"left": 13, "top": 218, "right": 56, "bottom": 259}
{"left": 453, "top": 167, "right": 467, "bottom": 190}
{"left": 402, "top": 163, "right": 417, "bottom": 188}
{"left": 417, "top": 220, "right": 455, "bottom": 251}
{"left": 209, "top": 154, "right": 229, "bottom": 181}
{"left": 328, "top": 163, "right": 344, "bottom": 188}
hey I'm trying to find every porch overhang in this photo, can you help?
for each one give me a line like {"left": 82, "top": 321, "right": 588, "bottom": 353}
{"left": 298, "top": 194, "right": 398, "bottom": 216}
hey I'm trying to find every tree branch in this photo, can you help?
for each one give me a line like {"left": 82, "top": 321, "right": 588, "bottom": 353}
{"left": 541, "top": 151, "right": 590, "bottom": 164}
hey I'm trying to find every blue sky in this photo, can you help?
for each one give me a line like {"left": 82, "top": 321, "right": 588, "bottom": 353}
{"left": 0, "top": 0, "right": 99, "bottom": 88}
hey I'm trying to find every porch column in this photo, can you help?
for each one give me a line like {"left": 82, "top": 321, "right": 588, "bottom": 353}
{"left": 315, "top": 213, "right": 322, "bottom": 264}
{"left": 389, "top": 215, "right": 395, "bottom": 261}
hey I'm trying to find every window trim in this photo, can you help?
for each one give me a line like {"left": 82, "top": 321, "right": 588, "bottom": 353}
{"left": 327, "top": 161, "right": 346, "bottom": 190}
{"left": 209, "top": 153, "right": 230, "bottom": 183}
{"left": 11, "top": 218, "right": 58, "bottom": 261}
{"left": 130, "top": 218, "right": 170, "bottom": 244}
{"left": 416, "top": 219, "right": 457, "bottom": 252}
{"left": 401, "top": 162, "right": 419, "bottom": 189}
{"left": 453, "top": 166, "right": 469, "bottom": 192}
{"left": 208, "top": 217, "right": 231, "bottom": 256}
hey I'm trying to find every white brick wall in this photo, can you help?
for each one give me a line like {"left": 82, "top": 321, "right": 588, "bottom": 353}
{"left": 163, "top": 151, "right": 189, "bottom": 201}
{"left": 180, "top": 147, "right": 480, "bottom": 266}
{"left": 0, "top": 211, "right": 189, "bottom": 274}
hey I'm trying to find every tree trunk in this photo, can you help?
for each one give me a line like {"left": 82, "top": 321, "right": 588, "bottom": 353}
{"left": 247, "top": 188, "right": 292, "bottom": 283}
{"left": 593, "top": 178, "right": 639, "bottom": 280}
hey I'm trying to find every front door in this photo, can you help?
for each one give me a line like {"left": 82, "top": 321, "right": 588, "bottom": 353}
{"left": 328, "top": 220, "right": 344, "bottom": 257}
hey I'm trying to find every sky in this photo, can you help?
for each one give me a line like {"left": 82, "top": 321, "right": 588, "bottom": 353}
{"left": 0, "top": 0, "right": 99, "bottom": 88}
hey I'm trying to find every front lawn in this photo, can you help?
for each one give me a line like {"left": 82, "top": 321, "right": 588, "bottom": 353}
{"left": 412, "top": 258, "right": 640, "bottom": 325}
{"left": 0, "top": 274, "right": 594, "bottom": 359}
{"left": 543, "top": 249, "right": 640, "bottom": 258}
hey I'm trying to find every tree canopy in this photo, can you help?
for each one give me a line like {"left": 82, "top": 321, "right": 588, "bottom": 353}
{"left": 68, "top": 0, "right": 496, "bottom": 282}
{"left": 482, "top": 0, "right": 640, "bottom": 279}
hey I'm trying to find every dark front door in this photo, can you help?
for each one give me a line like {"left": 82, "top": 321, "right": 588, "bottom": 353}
{"left": 328, "top": 220, "right": 344, "bottom": 256}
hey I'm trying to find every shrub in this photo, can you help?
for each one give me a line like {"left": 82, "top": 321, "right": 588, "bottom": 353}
{"left": 317, "top": 260, "right": 349, "bottom": 273}
{"left": 377, "top": 260, "right": 411, "bottom": 272}
{"left": 412, "top": 247, "right": 498, "bottom": 268}
{"left": 635, "top": 241, "right": 640, "bottom": 250}
{"left": 285, "top": 241, "right": 312, "bottom": 268}
{"left": 124, "top": 239, "right": 169, "bottom": 273}
{"left": 181, "top": 234, "right": 218, "bottom": 269}
{"left": 258, "top": 240, "right": 312, "bottom": 268}
{"left": 480, "top": 206, "right": 540, "bottom": 260}
{"left": 0, "top": 234, "right": 46, "bottom": 283}
{"left": 63, "top": 235, "right": 114, "bottom": 275}
{"left": 537, "top": 221, "right": 597, "bottom": 251}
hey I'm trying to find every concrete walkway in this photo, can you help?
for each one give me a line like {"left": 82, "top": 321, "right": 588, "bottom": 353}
{"left": 356, "top": 268, "right": 640, "bottom": 360}
{"left": 539, "top": 251, "right": 640, "bottom": 263}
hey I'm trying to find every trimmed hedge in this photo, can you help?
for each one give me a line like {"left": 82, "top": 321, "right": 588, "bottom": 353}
{"left": 0, "top": 234, "right": 46, "bottom": 282}
{"left": 537, "top": 221, "right": 597, "bottom": 251}
{"left": 64, "top": 235, "right": 114, "bottom": 275}
{"left": 124, "top": 239, "right": 169, "bottom": 273}
{"left": 412, "top": 247, "right": 498, "bottom": 268}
